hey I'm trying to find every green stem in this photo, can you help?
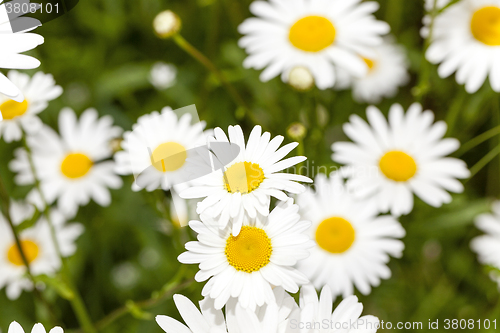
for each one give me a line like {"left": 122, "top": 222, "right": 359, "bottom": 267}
{"left": 171, "top": 34, "right": 254, "bottom": 121}
{"left": 457, "top": 125, "right": 500, "bottom": 157}
{"left": 467, "top": 145, "right": 500, "bottom": 180}
{"left": 22, "top": 137, "right": 96, "bottom": 333}
{"left": 413, "top": 0, "right": 438, "bottom": 102}
{"left": 0, "top": 170, "right": 57, "bottom": 325}
{"left": 86, "top": 277, "right": 194, "bottom": 332}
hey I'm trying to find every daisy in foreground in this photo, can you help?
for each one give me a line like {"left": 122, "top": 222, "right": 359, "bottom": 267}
{"left": 9, "top": 108, "right": 123, "bottom": 217}
{"left": 156, "top": 287, "right": 297, "bottom": 333}
{"left": 335, "top": 38, "right": 409, "bottom": 104}
{"left": 8, "top": 322, "right": 63, "bottom": 333}
{"left": 426, "top": 0, "right": 500, "bottom": 93}
{"left": 471, "top": 201, "right": 500, "bottom": 278}
{"left": 180, "top": 125, "right": 311, "bottom": 235}
{"left": 0, "top": 71, "right": 62, "bottom": 142}
{"left": 114, "top": 107, "right": 210, "bottom": 192}
{"left": 238, "top": 0, "right": 390, "bottom": 89}
{"left": 297, "top": 285, "right": 379, "bottom": 333}
{"left": 178, "top": 199, "right": 312, "bottom": 310}
{"left": 0, "top": 201, "right": 83, "bottom": 300}
{"left": 296, "top": 172, "right": 405, "bottom": 297}
{"left": 332, "top": 103, "right": 470, "bottom": 216}
{"left": 0, "top": 7, "right": 44, "bottom": 103}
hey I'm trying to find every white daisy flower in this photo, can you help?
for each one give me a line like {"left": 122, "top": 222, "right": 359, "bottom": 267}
{"left": 156, "top": 287, "right": 297, "bottom": 333}
{"left": 0, "top": 71, "right": 62, "bottom": 142}
{"left": 238, "top": 0, "right": 390, "bottom": 89}
{"left": 9, "top": 108, "right": 123, "bottom": 218}
{"left": 180, "top": 125, "right": 311, "bottom": 235}
{"left": 178, "top": 199, "right": 312, "bottom": 310}
{"left": 0, "top": 201, "right": 84, "bottom": 300}
{"left": 335, "top": 39, "right": 409, "bottom": 104}
{"left": 149, "top": 62, "right": 177, "bottom": 90}
{"left": 296, "top": 172, "right": 405, "bottom": 298}
{"left": 297, "top": 285, "right": 379, "bottom": 333}
{"left": 426, "top": 0, "right": 500, "bottom": 93}
{"left": 8, "top": 322, "right": 63, "bottom": 333}
{"left": 332, "top": 103, "right": 470, "bottom": 216}
{"left": 114, "top": 107, "right": 210, "bottom": 192}
{"left": 471, "top": 201, "right": 500, "bottom": 272}
{"left": 0, "top": 4, "right": 44, "bottom": 102}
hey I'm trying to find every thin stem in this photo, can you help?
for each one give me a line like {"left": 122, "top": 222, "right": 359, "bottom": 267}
{"left": 413, "top": 0, "right": 438, "bottom": 101}
{"left": 171, "top": 34, "right": 255, "bottom": 121}
{"left": 22, "top": 137, "right": 97, "bottom": 333}
{"left": 467, "top": 145, "right": 500, "bottom": 180}
{"left": 84, "top": 277, "right": 194, "bottom": 332}
{"left": 0, "top": 170, "right": 57, "bottom": 325}
{"left": 457, "top": 125, "right": 500, "bottom": 157}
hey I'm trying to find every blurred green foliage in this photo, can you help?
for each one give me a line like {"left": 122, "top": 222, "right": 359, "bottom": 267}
{"left": 1, "top": 0, "right": 500, "bottom": 332}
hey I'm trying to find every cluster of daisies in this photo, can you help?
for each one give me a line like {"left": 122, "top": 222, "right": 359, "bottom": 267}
{"left": 2, "top": 0, "right": 500, "bottom": 331}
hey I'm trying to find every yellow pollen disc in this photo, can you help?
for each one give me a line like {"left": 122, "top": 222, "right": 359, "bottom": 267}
{"left": 362, "top": 57, "right": 376, "bottom": 71}
{"left": 223, "top": 161, "right": 265, "bottom": 194}
{"left": 315, "top": 217, "right": 355, "bottom": 254}
{"left": 471, "top": 6, "right": 500, "bottom": 46}
{"left": 7, "top": 240, "right": 40, "bottom": 266}
{"left": 379, "top": 150, "right": 417, "bottom": 182}
{"left": 225, "top": 226, "right": 272, "bottom": 273}
{"left": 151, "top": 142, "right": 187, "bottom": 172}
{"left": 0, "top": 99, "right": 28, "bottom": 120}
{"left": 61, "top": 153, "right": 93, "bottom": 179}
{"left": 289, "top": 15, "right": 336, "bottom": 52}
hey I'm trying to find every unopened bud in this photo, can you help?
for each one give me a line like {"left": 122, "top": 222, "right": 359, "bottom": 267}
{"left": 287, "top": 123, "right": 307, "bottom": 141}
{"left": 153, "top": 10, "right": 181, "bottom": 38}
{"left": 288, "top": 66, "right": 314, "bottom": 91}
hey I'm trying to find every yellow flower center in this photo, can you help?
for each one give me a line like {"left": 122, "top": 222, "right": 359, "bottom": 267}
{"left": 379, "top": 151, "right": 417, "bottom": 182}
{"left": 363, "top": 57, "right": 376, "bottom": 71}
{"left": 225, "top": 226, "right": 272, "bottom": 273}
{"left": 223, "top": 161, "right": 265, "bottom": 194}
{"left": 289, "top": 15, "right": 336, "bottom": 52}
{"left": 61, "top": 153, "right": 93, "bottom": 179}
{"left": 7, "top": 240, "right": 39, "bottom": 266}
{"left": 151, "top": 142, "right": 187, "bottom": 172}
{"left": 471, "top": 6, "right": 500, "bottom": 46}
{"left": 315, "top": 217, "right": 355, "bottom": 254}
{"left": 0, "top": 99, "right": 29, "bottom": 120}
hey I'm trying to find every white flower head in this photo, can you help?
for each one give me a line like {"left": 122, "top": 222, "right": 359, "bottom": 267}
{"left": 114, "top": 106, "right": 211, "bottom": 192}
{"left": 178, "top": 199, "right": 313, "bottom": 310}
{"left": 471, "top": 201, "right": 500, "bottom": 271}
{"left": 287, "top": 66, "right": 314, "bottom": 91}
{"left": 153, "top": 10, "right": 181, "bottom": 38}
{"left": 332, "top": 103, "right": 470, "bottom": 216}
{"left": 8, "top": 322, "right": 63, "bottom": 333}
{"left": 335, "top": 38, "right": 410, "bottom": 104}
{"left": 0, "top": 3, "right": 44, "bottom": 102}
{"left": 426, "top": 0, "right": 500, "bottom": 93}
{"left": 180, "top": 124, "right": 311, "bottom": 236}
{"left": 149, "top": 62, "right": 177, "bottom": 90}
{"left": 297, "top": 172, "right": 405, "bottom": 298}
{"left": 156, "top": 287, "right": 297, "bottom": 333}
{"left": 297, "top": 285, "right": 380, "bottom": 333}
{"left": 238, "top": 0, "right": 390, "bottom": 89}
{"left": 9, "top": 108, "right": 123, "bottom": 218}
{"left": 0, "top": 71, "right": 62, "bottom": 142}
{"left": 0, "top": 201, "right": 83, "bottom": 300}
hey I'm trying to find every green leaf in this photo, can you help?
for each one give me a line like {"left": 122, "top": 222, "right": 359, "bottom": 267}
{"left": 15, "top": 206, "right": 41, "bottom": 233}
{"left": 126, "top": 300, "right": 153, "bottom": 320}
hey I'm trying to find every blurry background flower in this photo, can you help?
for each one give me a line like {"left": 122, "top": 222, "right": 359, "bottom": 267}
{"left": 149, "top": 62, "right": 177, "bottom": 90}
{"left": 0, "top": 71, "right": 62, "bottom": 142}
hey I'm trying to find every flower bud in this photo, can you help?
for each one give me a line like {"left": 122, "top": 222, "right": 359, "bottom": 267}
{"left": 153, "top": 10, "right": 181, "bottom": 38}
{"left": 288, "top": 66, "right": 314, "bottom": 91}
